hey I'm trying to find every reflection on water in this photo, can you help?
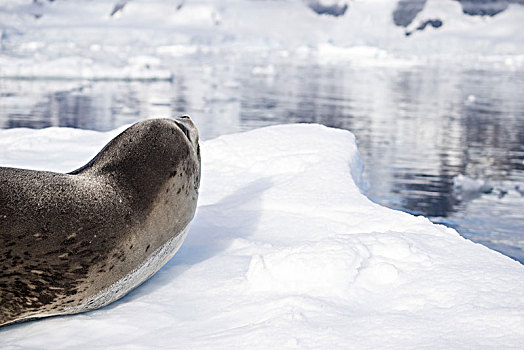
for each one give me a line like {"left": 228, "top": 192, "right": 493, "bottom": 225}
{"left": 1, "top": 59, "right": 523, "bottom": 262}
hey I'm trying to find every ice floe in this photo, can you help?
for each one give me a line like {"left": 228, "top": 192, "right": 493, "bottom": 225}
{"left": 1, "top": 123, "right": 524, "bottom": 349}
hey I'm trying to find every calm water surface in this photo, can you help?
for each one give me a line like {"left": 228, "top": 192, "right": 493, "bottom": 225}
{"left": 1, "top": 57, "right": 523, "bottom": 263}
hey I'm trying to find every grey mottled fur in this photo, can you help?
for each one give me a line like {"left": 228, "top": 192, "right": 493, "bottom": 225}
{"left": 0, "top": 117, "right": 200, "bottom": 327}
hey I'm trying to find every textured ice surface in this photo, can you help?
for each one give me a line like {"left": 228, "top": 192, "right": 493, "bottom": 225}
{"left": 1, "top": 123, "right": 524, "bottom": 349}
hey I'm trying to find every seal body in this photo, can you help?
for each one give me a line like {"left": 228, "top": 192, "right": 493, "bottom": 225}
{"left": 0, "top": 117, "right": 200, "bottom": 326}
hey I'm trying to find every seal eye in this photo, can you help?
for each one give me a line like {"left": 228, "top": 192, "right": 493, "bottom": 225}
{"left": 176, "top": 122, "right": 191, "bottom": 142}
{"left": 182, "top": 126, "right": 190, "bottom": 140}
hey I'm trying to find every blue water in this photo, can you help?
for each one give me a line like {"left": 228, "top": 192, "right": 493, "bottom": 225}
{"left": 1, "top": 58, "right": 523, "bottom": 263}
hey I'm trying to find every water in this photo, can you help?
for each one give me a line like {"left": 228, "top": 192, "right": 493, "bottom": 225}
{"left": 1, "top": 57, "right": 523, "bottom": 263}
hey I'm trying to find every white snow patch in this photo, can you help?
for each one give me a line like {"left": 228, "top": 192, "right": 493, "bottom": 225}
{"left": 1, "top": 123, "right": 524, "bottom": 348}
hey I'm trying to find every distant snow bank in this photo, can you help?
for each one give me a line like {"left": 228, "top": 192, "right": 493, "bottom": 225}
{"left": 1, "top": 0, "right": 524, "bottom": 80}
{"left": 1, "top": 123, "right": 524, "bottom": 349}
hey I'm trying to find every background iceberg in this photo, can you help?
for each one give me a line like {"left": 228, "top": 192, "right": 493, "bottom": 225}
{"left": 1, "top": 0, "right": 524, "bottom": 81}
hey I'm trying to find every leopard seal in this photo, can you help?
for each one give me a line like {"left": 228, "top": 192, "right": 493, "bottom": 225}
{"left": 0, "top": 116, "right": 200, "bottom": 327}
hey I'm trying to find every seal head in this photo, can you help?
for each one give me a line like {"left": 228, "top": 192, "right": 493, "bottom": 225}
{"left": 0, "top": 117, "right": 200, "bottom": 326}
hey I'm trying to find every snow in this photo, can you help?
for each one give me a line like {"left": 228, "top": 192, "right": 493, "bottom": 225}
{"left": 1, "top": 123, "right": 524, "bottom": 349}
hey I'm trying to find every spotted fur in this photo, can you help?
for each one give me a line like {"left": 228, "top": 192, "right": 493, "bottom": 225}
{"left": 0, "top": 117, "right": 200, "bottom": 326}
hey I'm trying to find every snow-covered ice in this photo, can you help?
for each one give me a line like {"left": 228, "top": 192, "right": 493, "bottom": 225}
{"left": 1, "top": 123, "right": 524, "bottom": 349}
